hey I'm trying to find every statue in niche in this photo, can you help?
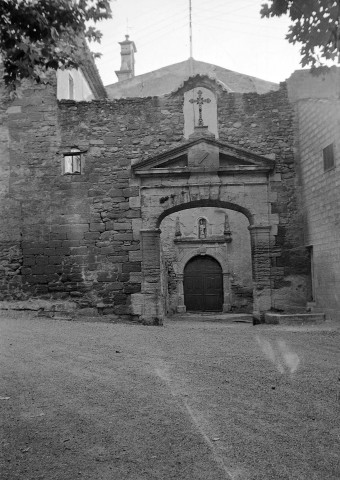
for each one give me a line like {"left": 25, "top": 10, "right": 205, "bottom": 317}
{"left": 198, "top": 218, "right": 207, "bottom": 239}
{"left": 175, "top": 216, "right": 182, "bottom": 238}
{"left": 224, "top": 213, "right": 232, "bottom": 242}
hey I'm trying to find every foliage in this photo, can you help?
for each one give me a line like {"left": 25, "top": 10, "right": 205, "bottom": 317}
{"left": 0, "top": 0, "right": 112, "bottom": 87}
{"left": 261, "top": 0, "right": 340, "bottom": 69}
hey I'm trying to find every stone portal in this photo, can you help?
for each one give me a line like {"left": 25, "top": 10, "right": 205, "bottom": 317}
{"left": 132, "top": 134, "right": 276, "bottom": 324}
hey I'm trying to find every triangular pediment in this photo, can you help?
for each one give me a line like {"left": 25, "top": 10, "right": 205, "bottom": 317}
{"left": 132, "top": 137, "right": 275, "bottom": 176}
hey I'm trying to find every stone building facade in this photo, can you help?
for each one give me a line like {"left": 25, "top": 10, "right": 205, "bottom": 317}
{"left": 0, "top": 56, "right": 311, "bottom": 323}
{"left": 287, "top": 68, "right": 340, "bottom": 322}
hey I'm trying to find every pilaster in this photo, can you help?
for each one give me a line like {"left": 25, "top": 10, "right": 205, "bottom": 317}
{"left": 248, "top": 225, "right": 272, "bottom": 318}
{"left": 140, "top": 229, "right": 164, "bottom": 325}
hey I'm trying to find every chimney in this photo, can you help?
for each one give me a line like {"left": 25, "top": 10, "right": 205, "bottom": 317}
{"left": 115, "top": 35, "right": 137, "bottom": 82}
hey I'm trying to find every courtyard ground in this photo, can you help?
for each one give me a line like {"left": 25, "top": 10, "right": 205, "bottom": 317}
{"left": 0, "top": 312, "right": 339, "bottom": 480}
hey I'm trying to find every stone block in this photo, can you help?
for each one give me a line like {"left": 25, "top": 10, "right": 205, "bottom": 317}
{"left": 118, "top": 273, "right": 130, "bottom": 282}
{"left": 21, "top": 267, "right": 32, "bottom": 275}
{"left": 129, "top": 250, "right": 142, "bottom": 261}
{"left": 31, "top": 265, "right": 51, "bottom": 275}
{"left": 113, "top": 222, "right": 132, "bottom": 230}
{"left": 124, "top": 283, "right": 141, "bottom": 294}
{"left": 50, "top": 232, "right": 68, "bottom": 240}
{"left": 97, "top": 272, "right": 118, "bottom": 282}
{"left": 66, "top": 230, "right": 86, "bottom": 240}
{"left": 264, "top": 312, "right": 325, "bottom": 325}
{"left": 22, "top": 246, "right": 45, "bottom": 255}
{"left": 84, "top": 232, "right": 101, "bottom": 240}
{"left": 114, "top": 233, "right": 133, "bottom": 241}
{"left": 99, "top": 246, "right": 117, "bottom": 255}
{"left": 48, "top": 240, "right": 62, "bottom": 248}
{"left": 125, "top": 210, "right": 141, "bottom": 219}
{"left": 23, "top": 256, "right": 35, "bottom": 266}
{"left": 62, "top": 240, "right": 81, "bottom": 248}
{"left": 129, "top": 272, "right": 142, "bottom": 283}
{"left": 42, "top": 248, "right": 55, "bottom": 256}
{"left": 48, "top": 256, "right": 63, "bottom": 265}
{"left": 55, "top": 247, "right": 71, "bottom": 256}
{"left": 104, "top": 135, "right": 118, "bottom": 145}
{"left": 42, "top": 265, "right": 62, "bottom": 275}
{"left": 121, "top": 243, "right": 140, "bottom": 251}
{"left": 7, "top": 106, "right": 22, "bottom": 114}
{"left": 114, "top": 304, "right": 131, "bottom": 315}
{"left": 122, "top": 262, "right": 141, "bottom": 273}
{"left": 131, "top": 219, "right": 142, "bottom": 240}
{"left": 69, "top": 246, "right": 88, "bottom": 255}
{"left": 89, "top": 223, "right": 105, "bottom": 232}
{"left": 108, "top": 188, "right": 123, "bottom": 197}
{"left": 107, "top": 255, "right": 128, "bottom": 263}
{"left": 99, "top": 232, "right": 112, "bottom": 241}
{"left": 35, "top": 256, "right": 49, "bottom": 265}
{"left": 123, "top": 187, "right": 139, "bottom": 197}
{"left": 105, "top": 282, "right": 124, "bottom": 291}
{"left": 113, "top": 293, "right": 127, "bottom": 305}
{"left": 129, "top": 197, "right": 141, "bottom": 208}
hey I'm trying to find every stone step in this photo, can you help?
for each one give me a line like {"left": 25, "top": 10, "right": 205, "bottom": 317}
{"left": 169, "top": 313, "right": 253, "bottom": 323}
{"left": 0, "top": 300, "right": 77, "bottom": 312}
{"left": 264, "top": 312, "right": 326, "bottom": 325}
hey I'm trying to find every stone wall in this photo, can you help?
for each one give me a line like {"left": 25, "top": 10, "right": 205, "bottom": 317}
{"left": 0, "top": 68, "right": 23, "bottom": 299}
{"left": 287, "top": 68, "right": 340, "bottom": 320}
{"left": 217, "top": 85, "right": 310, "bottom": 309}
{"left": 0, "top": 75, "right": 310, "bottom": 317}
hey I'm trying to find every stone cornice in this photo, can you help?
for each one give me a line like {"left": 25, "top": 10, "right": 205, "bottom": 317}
{"left": 132, "top": 137, "right": 275, "bottom": 173}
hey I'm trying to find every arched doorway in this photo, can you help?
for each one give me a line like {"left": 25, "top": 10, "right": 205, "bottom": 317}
{"left": 184, "top": 256, "right": 223, "bottom": 312}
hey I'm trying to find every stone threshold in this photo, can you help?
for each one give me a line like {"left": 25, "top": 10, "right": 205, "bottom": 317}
{"left": 264, "top": 312, "right": 326, "bottom": 325}
{"left": 168, "top": 312, "right": 253, "bottom": 323}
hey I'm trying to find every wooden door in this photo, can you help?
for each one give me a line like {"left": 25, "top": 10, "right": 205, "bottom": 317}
{"left": 184, "top": 256, "right": 223, "bottom": 312}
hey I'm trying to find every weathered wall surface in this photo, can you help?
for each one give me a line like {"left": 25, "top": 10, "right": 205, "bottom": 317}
{"left": 0, "top": 68, "right": 23, "bottom": 299}
{"left": 0, "top": 75, "right": 309, "bottom": 317}
{"left": 0, "top": 77, "right": 185, "bottom": 316}
{"left": 216, "top": 85, "right": 310, "bottom": 309}
{"left": 287, "top": 68, "right": 340, "bottom": 320}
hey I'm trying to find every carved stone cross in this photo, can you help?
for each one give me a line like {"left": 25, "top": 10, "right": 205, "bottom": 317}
{"left": 189, "top": 90, "right": 211, "bottom": 127}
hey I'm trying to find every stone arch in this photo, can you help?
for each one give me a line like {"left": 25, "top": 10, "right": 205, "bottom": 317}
{"left": 170, "top": 74, "right": 231, "bottom": 97}
{"left": 156, "top": 199, "right": 254, "bottom": 228}
{"left": 177, "top": 248, "right": 228, "bottom": 277}
{"left": 140, "top": 197, "right": 271, "bottom": 323}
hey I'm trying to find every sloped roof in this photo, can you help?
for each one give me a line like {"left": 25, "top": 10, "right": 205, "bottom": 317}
{"left": 106, "top": 58, "right": 278, "bottom": 99}
{"left": 78, "top": 39, "right": 107, "bottom": 99}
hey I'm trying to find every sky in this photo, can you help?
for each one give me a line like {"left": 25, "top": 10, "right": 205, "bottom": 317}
{"left": 93, "top": 0, "right": 306, "bottom": 87}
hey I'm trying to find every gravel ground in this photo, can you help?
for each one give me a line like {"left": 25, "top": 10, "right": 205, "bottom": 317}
{"left": 0, "top": 312, "right": 339, "bottom": 480}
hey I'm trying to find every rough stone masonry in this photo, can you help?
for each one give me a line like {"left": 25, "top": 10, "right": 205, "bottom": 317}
{"left": 0, "top": 73, "right": 310, "bottom": 323}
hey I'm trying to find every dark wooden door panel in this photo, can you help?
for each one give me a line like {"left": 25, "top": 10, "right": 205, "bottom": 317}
{"left": 205, "top": 275, "right": 221, "bottom": 292}
{"left": 184, "top": 256, "right": 223, "bottom": 312}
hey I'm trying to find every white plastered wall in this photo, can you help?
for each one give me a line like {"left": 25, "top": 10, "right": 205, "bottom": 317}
{"left": 57, "top": 68, "right": 93, "bottom": 101}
